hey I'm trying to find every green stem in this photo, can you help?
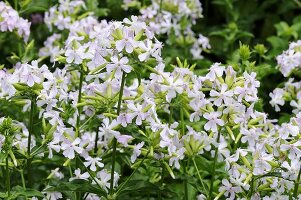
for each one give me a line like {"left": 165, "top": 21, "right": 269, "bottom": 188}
{"left": 159, "top": 163, "right": 164, "bottom": 200}
{"left": 180, "top": 107, "right": 185, "bottom": 136}
{"left": 192, "top": 158, "right": 208, "bottom": 196}
{"left": 183, "top": 160, "right": 188, "bottom": 200}
{"left": 79, "top": 113, "right": 95, "bottom": 130}
{"left": 116, "top": 151, "right": 150, "bottom": 195}
{"left": 31, "top": 143, "right": 46, "bottom": 157}
{"left": 209, "top": 131, "right": 221, "bottom": 199}
{"left": 27, "top": 97, "right": 35, "bottom": 187}
{"left": 180, "top": 107, "right": 188, "bottom": 200}
{"left": 94, "top": 129, "right": 99, "bottom": 154}
{"left": 14, "top": 0, "right": 17, "bottom": 10}
{"left": 110, "top": 72, "right": 126, "bottom": 194}
{"left": 76, "top": 71, "right": 84, "bottom": 138}
{"left": 20, "top": 169, "right": 26, "bottom": 189}
{"left": 77, "top": 156, "right": 104, "bottom": 191}
{"left": 293, "top": 166, "right": 301, "bottom": 198}
{"left": 6, "top": 157, "right": 10, "bottom": 198}
{"left": 169, "top": 104, "right": 173, "bottom": 124}
{"left": 68, "top": 163, "right": 73, "bottom": 178}
{"left": 160, "top": 0, "right": 163, "bottom": 13}
{"left": 250, "top": 177, "right": 254, "bottom": 198}
{"left": 75, "top": 70, "right": 84, "bottom": 194}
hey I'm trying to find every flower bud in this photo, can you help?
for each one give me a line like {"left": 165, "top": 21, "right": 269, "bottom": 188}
{"left": 239, "top": 43, "right": 251, "bottom": 61}
{"left": 254, "top": 44, "right": 267, "bottom": 56}
{"left": 163, "top": 161, "right": 175, "bottom": 179}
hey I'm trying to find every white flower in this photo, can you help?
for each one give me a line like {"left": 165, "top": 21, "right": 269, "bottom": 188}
{"left": 240, "top": 128, "right": 258, "bottom": 148}
{"left": 210, "top": 84, "right": 233, "bottom": 106}
{"left": 65, "top": 47, "right": 85, "bottom": 64}
{"left": 280, "top": 141, "right": 301, "bottom": 160}
{"left": 169, "top": 147, "right": 185, "bottom": 169}
{"left": 203, "top": 111, "right": 224, "bottom": 133}
{"left": 98, "top": 118, "right": 120, "bottom": 138}
{"left": 117, "top": 113, "right": 133, "bottom": 127}
{"left": 197, "top": 194, "right": 206, "bottom": 200}
{"left": 42, "top": 190, "right": 63, "bottom": 200}
{"left": 219, "top": 179, "right": 241, "bottom": 200}
{"left": 127, "top": 102, "right": 147, "bottom": 125}
{"left": 253, "top": 153, "right": 273, "bottom": 175}
{"left": 116, "top": 134, "right": 133, "bottom": 147}
{"left": 206, "top": 63, "right": 225, "bottom": 81}
{"left": 61, "top": 138, "right": 83, "bottom": 159}
{"left": 84, "top": 156, "right": 104, "bottom": 171}
{"left": 138, "top": 40, "right": 153, "bottom": 61}
{"left": 69, "top": 168, "right": 89, "bottom": 181}
{"left": 50, "top": 168, "right": 64, "bottom": 180}
{"left": 131, "top": 142, "right": 144, "bottom": 163}
{"left": 106, "top": 56, "right": 132, "bottom": 77}
{"left": 47, "top": 139, "right": 61, "bottom": 158}
{"left": 161, "top": 76, "right": 184, "bottom": 102}
{"left": 269, "top": 88, "right": 285, "bottom": 112}
{"left": 278, "top": 123, "right": 299, "bottom": 139}
{"left": 0, "top": 135, "right": 5, "bottom": 151}
{"left": 116, "top": 27, "right": 136, "bottom": 53}
{"left": 281, "top": 159, "right": 301, "bottom": 180}
{"left": 93, "top": 170, "right": 111, "bottom": 191}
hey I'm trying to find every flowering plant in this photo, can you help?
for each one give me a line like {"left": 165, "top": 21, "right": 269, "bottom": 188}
{"left": 1, "top": 0, "right": 301, "bottom": 200}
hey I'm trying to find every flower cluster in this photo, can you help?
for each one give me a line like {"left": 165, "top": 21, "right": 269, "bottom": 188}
{"left": 270, "top": 40, "right": 301, "bottom": 113}
{"left": 0, "top": 1, "right": 31, "bottom": 42}
{"left": 270, "top": 79, "right": 301, "bottom": 113}
{"left": 44, "top": 0, "right": 86, "bottom": 31}
{"left": 221, "top": 111, "right": 301, "bottom": 199}
{"left": 277, "top": 40, "right": 301, "bottom": 77}
{"left": 123, "top": 0, "right": 211, "bottom": 59}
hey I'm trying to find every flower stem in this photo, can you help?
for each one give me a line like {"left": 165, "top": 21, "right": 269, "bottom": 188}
{"left": 75, "top": 70, "right": 84, "bottom": 175}
{"left": 180, "top": 107, "right": 188, "bottom": 200}
{"left": 75, "top": 71, "right": 84, "bottom": 138}
{"left": 160, "top": 0, "right": 163, "bottom": 13}
{"left": 183, "top": 160, "right": 189, "bottom": 200}
{"left": 75, "top": 70, "right": 84, "bottom": 200}
{"left": 110, "top": 72, "right": 126, "bottom": 194}
{"left": 27, "top": 97, "right": 35, "bottom": 187}
{"left": 77, "top": 155, "right": 104, "bottom": 191}
{"left": 250, "top": 177, "right": 254, "bottom": 197}
{"left": 94, "top": 129, "right": 99, "bottom": 154}
{"left": 192, "top": 158, "right": 208, "bottom": 196}
{"left": 20, "top": 169, "right": 26, "bottom": 189}
{"left": 6, "top": 157, "right": 10, "bottom": 198}
{"left": 116, "top": 150, "right": 150, "bottom": 195}
{"left": 180, "top": 107, "right": 185, "bottom": 136}
{"left": 209, "top": 131, "right": 221, "bottom": 199}
{"left": 169, "top": 104, "right": 173, "bottom": 124}
{"left": 159, "top": 162, "right": 164, "bottom": 200}
{"left": 293, "top": 166, "right": 301, "bottom": 198}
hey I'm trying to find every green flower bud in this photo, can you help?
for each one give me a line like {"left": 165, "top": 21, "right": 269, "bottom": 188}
{"left": 254, "top": 44, "right": 267, "bottom": 55}
{"left": 163, "top": 161, "right": 175, "bottom": 179}
{"left": 239, "top": 43, "right": 251, "bottom": 61}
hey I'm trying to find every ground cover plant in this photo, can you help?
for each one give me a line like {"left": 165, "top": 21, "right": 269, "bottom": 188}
{"left": 1, "top": 0, "right": 301, "bottom": 199}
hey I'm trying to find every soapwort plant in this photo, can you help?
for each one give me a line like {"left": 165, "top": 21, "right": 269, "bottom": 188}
{"left": 0, "top": 0, "right": 301, "bottom": 200}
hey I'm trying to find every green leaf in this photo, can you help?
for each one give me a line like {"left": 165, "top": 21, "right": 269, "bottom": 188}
{"left": 19, "top": 0, "right": 51, "bottom": 14}
{"left": 86, "top": 0, "right": 109, "bottom": 17}
{"left": 117, "top": 180, "right": 159, "bottom": 196}
{"left": 3, "top": 185, "right": 45, "bottom": 199}
{"left": 46, "top": 179, "right": 107, "bottom": 197}
{"left": 267, "top": 36, "right": 288, "bottom": 57}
